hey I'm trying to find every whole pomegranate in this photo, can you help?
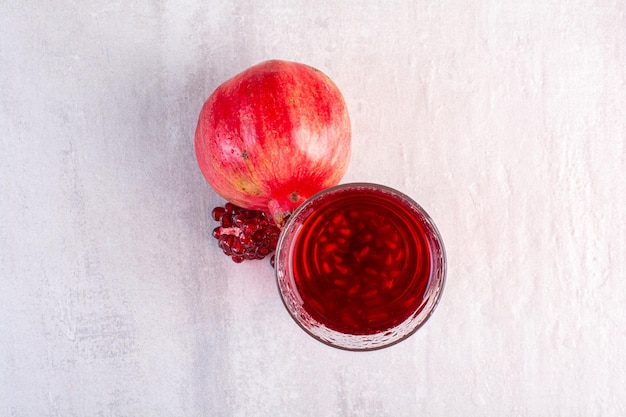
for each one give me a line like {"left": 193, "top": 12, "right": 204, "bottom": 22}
{"left": 195, "top": 60, "right": 351, "bottom": 227}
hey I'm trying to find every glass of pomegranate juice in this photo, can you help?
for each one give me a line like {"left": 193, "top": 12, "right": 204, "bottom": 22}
{"left": 275, "top": 183, "right": 446, "bottom": 351}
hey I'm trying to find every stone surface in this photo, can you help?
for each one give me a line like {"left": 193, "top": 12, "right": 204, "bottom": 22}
{"left": 1, "top": 0, "right": 625, "bottom": 415}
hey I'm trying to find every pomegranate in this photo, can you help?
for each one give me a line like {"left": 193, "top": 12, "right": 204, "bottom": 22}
{"left": 194, "top": 60, "right": 351, "bottom": 227}
{"left": 211, "top": 202, "right": 281, "bottom": 264}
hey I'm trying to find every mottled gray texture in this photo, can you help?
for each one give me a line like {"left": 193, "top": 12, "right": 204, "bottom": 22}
{"left": 1, "top": 0, "right": 625, "bottom": 416}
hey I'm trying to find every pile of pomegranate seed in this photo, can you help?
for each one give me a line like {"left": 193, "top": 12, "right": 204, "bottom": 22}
{"left": 211, "top": 202, "right": 281, "bottom": 265}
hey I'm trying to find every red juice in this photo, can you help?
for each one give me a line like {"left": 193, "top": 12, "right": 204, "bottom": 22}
{"left": 289, "top": 187, "right": 434, "bottom": 335}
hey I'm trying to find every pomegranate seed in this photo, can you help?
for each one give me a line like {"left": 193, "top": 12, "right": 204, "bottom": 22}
{"left": 335, "top": 263, "right": 350, "bottom": 275}
{"left": 333, "top": 277, "right": 348, "bottom": 286}
{"left": 209, "top": 202, "right": 282, "bottom": 266}
{"left": 221, "top": 215, "right": 233, "bottom": 227}
{"left": 321, "top": 242, "right": 339, "bottom": 254}
{"left": 211, "top": 206, "right": 226, "bottom": 221}
{"left": 240, "top": 234, "right": 253, "bottom": 246}
{"left": 385, "top": 239, "right": 399, "bottom": 250}
{"left": 357, "top": 245, "right": 370, "bottom": 258}
{"left": 347, "top": 283, "right": 361, "bottom": 296}
{"left": 252, "top": 230, "right": 265, "bottom": 242}
{"left": 338, "top": 227, "right": 351, "bottom": 236}
{"left": 362, "top": 289, "right": 378, "bottom": 299}
{"left": 257, "top": 246, "right": 271, "bottom": 257}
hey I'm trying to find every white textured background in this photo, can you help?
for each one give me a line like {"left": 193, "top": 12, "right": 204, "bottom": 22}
{"left": 1, "top": 1, "right": 625, "bottom": 416}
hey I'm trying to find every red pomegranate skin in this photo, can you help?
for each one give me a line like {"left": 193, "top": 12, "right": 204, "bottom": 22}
{"left": 194, "top": 60, "right": 351, "bottom": 227}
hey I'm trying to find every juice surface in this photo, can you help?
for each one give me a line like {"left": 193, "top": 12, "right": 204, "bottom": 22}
{"left": 291, "top": 188, "right": 432, "bottom": 335}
